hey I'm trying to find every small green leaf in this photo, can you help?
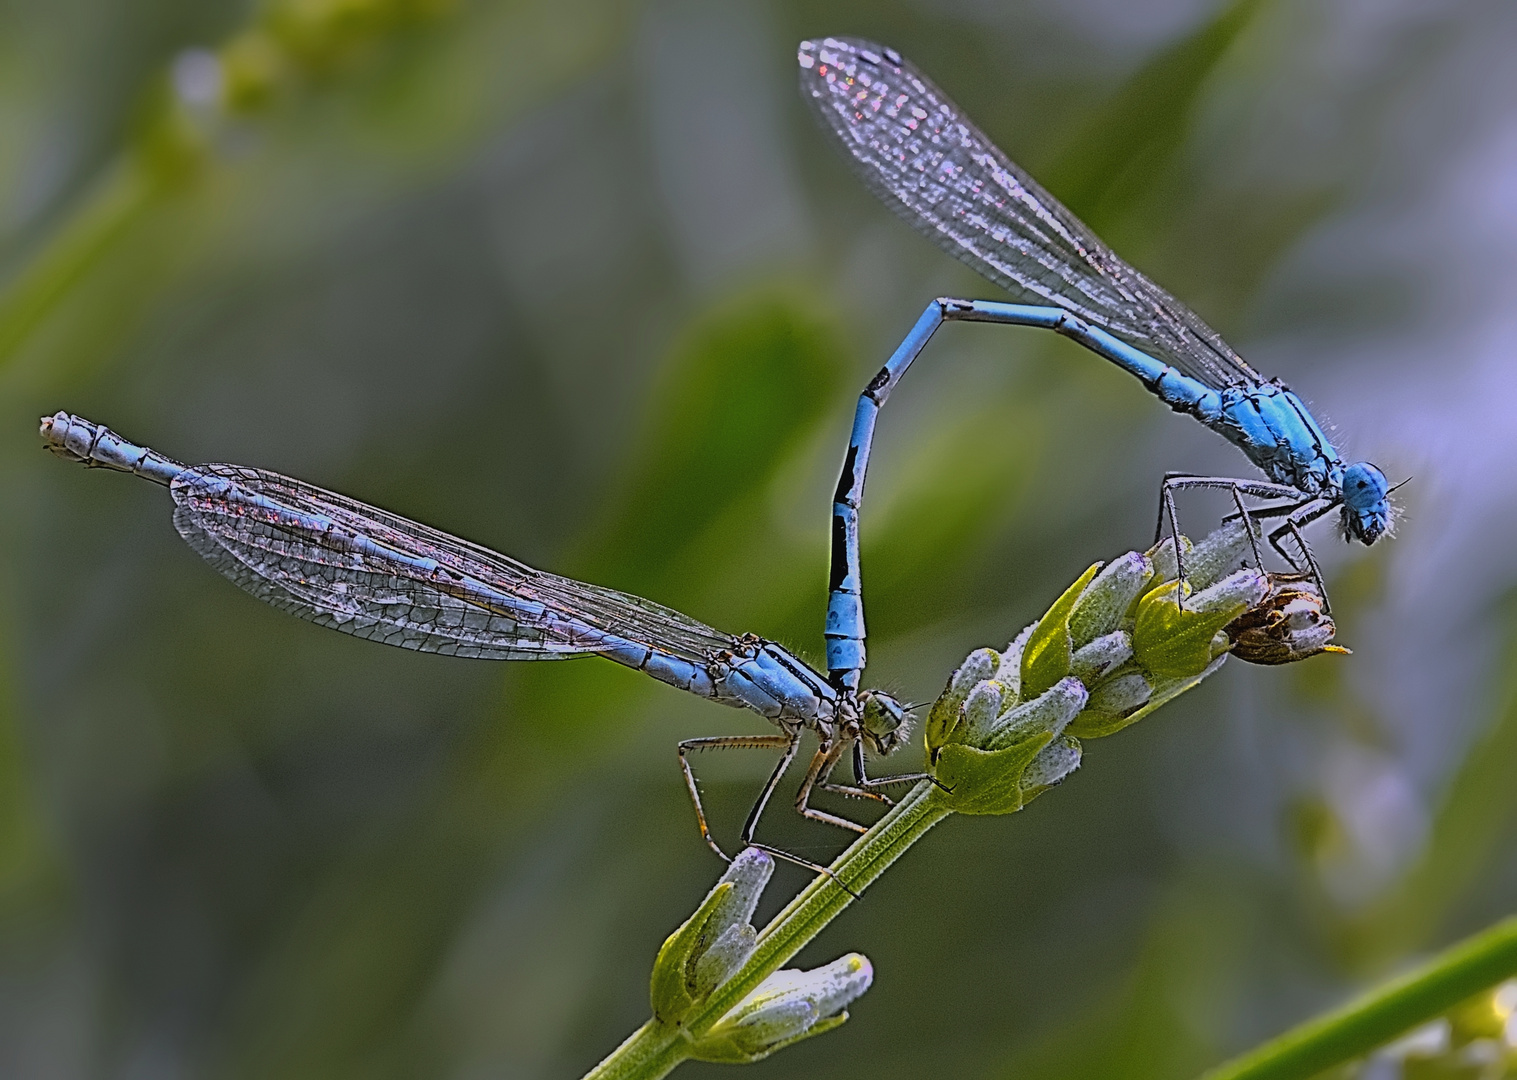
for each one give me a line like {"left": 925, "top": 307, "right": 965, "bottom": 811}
{"left": 650, "top": 881, "right": 734, "bottom": 1024}
{"left": 1021, "top": 563, "right": 1101, "bottom": 699}
{"left": 932, "top": 734, "right": 1052, "bottom": 816}
{"left": 924, "top": 703, "right": 957, "bottom": 761}
{"left": 1132, "top": 581, "right": 1248, "bottom": 678}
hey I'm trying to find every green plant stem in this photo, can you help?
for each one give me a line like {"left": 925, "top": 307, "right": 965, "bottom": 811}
{"left": 582, "top": 1021, "right": 686, "bottom": 1080}
{"left": 1198, "top": 913, "right": 1517, "bottom": 1080}
{"left": 0, "top": 158, "right": 155, "bottom": 367}
{"left": 582, "top": 780, "right": 953, "bottom": 1080}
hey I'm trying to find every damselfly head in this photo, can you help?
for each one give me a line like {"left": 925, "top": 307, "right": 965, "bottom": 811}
{"left": 1340, "top": 461, "right": 1393, "bottom": 545}
{"left": 857, "top": 689, "right": 912, "bottom": 755}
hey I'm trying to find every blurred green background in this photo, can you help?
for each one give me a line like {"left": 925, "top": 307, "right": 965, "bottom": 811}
{"left": 2, "top": 0, "right": 1516, "bottom": 1076}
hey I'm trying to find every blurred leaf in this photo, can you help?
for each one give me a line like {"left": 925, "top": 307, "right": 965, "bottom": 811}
{"left": 995, "top": 868, "right": 1256, "bottom": 1080}
{"left": 581, "top": 288, "right": 846, "bottom": 597}
{"left": 1342, "top": 599, "right": 1517, "bottom": 965}
{"left": 3, "top": 0, "right": 628, "bottom": 382}
{"left": 0, "top": 162, "right": 156, "bottom": 369}
{"left": 502, "top": 288, "right": 851, "bottom": 761}
{"left": 218, "top": 838, "right": 484, "bottom": 1080}
{"left": 856, "top": 387, "right": 1046, "bottom": 640}
{"left": 1044, "top": 0, "right": 1268, "bottom": 233}
{"left": 0, "top": 622, "right": 58, "bottom": 925}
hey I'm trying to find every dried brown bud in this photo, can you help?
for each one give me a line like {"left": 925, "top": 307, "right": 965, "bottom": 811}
{"left": 1225, "top": 573, "right": 1349, "bottom": 665}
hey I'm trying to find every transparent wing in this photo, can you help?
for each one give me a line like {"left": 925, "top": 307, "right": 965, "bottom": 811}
{"left": 169, "top": 464, "right": 739, "bottom": 663}
{"left": 799, "top": 36, "right": 1263, "bottom": 390}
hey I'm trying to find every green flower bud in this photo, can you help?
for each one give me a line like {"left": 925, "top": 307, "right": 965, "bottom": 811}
{"left": 1078, "top": 671, "right": 1153, "bottom": 725}
{"left": 1189, "top": 568, "right": 1270, "bottom": 614}
{"left": 1068, "top": 552, "right": 1154, "bottom": 646}
{"left": 984, "top": 676, "right": 1087, "bottom": 752}
{"left": 692, "top": 922, "right": 759, "bottom": 999}
{"left": 995, "top": 624, "right": 1034, "bottom": 698}
{"left": 1149, "top": 534, "right": 1190, "bottom": 584}
{"left": 1021, "top": 564, "right": 1101, "bottom": 699}
{"left": 1071, "top": 631, "right": 1133, "bottom": 683}
{"left": 1132, "top": 570, "right": 1267, "bottom": 679}
{"left": 650, "top": 847, "right": 773, "bottom": 1023}
{"left": 926, "top": 648, "right": 1000, "bottom": 753}
{"left": 1020, "top": 735, "right": 1082, "bottom": 798}
{"left": 692, "top": 953, "right": 873, "bottom": 1063}
{"left": 960, "top": 681, "right": 1006, "bottom": 746}
{"left": 1183, "top": 517, "right": 1260, "bottom": 589}
{"left": 949, "top": 648, "right": 1000, "bottom": 698}
{"left": 927, "top": 521, "right": 1331, "bottom": 815}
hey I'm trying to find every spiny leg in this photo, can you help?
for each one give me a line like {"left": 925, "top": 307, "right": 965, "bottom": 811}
{"left": 794, "top": 739, "right": 873, "bottom": 835}
{"left": 1157, "top": 474, "right": 1306, "bottom": 606}
{"left": 678, "top": 733, "right": 795, "bottom": 863}
{"left": 1160, "top": 477, "right": 1189, "bottom": 610}
{"left": 1155, "top": 470, "right": 1189, "bottom": 545}
{"left": 1287, "top": 520, "right": 1330, "bottom": 614}
{"left": 737, "top": 734, "right": 862, "bottom": 889}
{"left": 1226, "top": 484, "right": 1267, "bottom": 569}
{"left": 1287, "top": 520, "right": 1329, "bottom": 609}
{"left": 677, "top": 733, "right": 865, "bottom": 888}
{"left": 1268, "top": 504, "right": 1336, "bottom": 613}
{"left": 818, "top": 780, "right": 895, "bottom": 807}
{"left": 740, "top": 732, "right": 805, "bottom": 847}
{"left": 1265, "top": 498, "right": 1333, "bottom": 572}
{"left": 1226, "top": 497, "right": 1318, "bottom": 523}
{"left": 1156, "top": 474, "right": 1305, "bottom": 521}
{"left": 1266, "top": 523, "right": 1308, "bottom": 573}
{"left": 818, "top": 738, "right": 933, "bottom": 805}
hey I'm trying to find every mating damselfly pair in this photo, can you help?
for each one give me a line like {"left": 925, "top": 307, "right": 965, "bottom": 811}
{"left": 41, "top": 38, "right": 1389, "bottom": 865}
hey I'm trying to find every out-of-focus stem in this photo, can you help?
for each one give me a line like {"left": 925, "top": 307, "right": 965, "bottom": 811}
{"left": 1197, "top": 914, "right": 1517, "bottom": 1080}
{"left": 0, "top": 160, "right": 155, "bottom": 367}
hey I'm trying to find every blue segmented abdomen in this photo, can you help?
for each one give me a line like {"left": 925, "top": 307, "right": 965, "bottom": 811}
{"left": 41, "top": 411, "right": 185, "bottom": 485}
{"left": 41, "top": 411, "right": 844, "bottom": 726}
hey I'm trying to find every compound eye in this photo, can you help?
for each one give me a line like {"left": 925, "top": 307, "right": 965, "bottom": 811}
{"left": 860, "top": 692, "right": 903, "bottom": 735}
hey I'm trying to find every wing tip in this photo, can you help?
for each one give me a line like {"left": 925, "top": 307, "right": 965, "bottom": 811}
{"left": 797, "top": 36, "right": 903, "bottom": 74}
